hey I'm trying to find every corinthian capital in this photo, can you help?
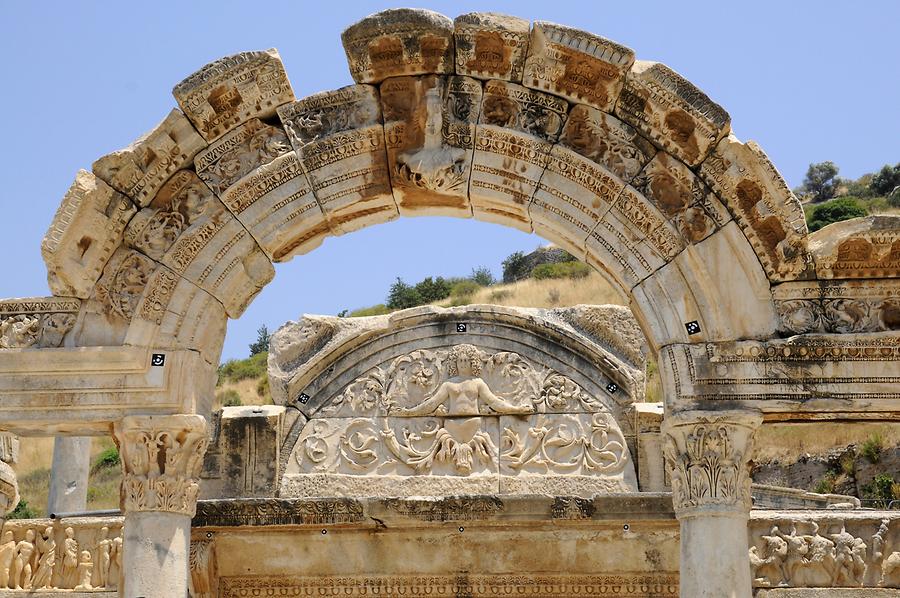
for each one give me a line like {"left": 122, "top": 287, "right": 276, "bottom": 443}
{"left": 662, "top": 410, "right": 761, "bottom": 518}
{"left": 114, "top": 415, "right": 208, "bottom": 516}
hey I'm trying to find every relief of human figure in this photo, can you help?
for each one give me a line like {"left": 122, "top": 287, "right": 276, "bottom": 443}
{"left": 61, "top": 526, "right": 79, "bottom": 588}
{"left": 0, "top": 530, "right": 15, "bottom": 588}
{"left": 799, "top": 522, "right": 836, "bottom": 587}
{"left": 31, "top": 526, "right": 56, "bottom": 589}
{"left": 94, "top": 526, "right": 112, "bottom": 588}
{"left": 108, "top": 530, "right": 123, "bottom": 590}
{"left": 830, "top": 523, "right": 866, "bottom": 586}
{"left": 751, "top": 526, "right": 789, "bottom": 587}
{"left": 774, "top": 524, "right": 809, "bottom": 584}
{"left": 11, "top": 528, "right": 35, "bottom": 590}
{"left": 74, "top": 550, "right": 93, "bottom": 591}
{"left": 391, "top": 344, "right": 534, "bottom": 417}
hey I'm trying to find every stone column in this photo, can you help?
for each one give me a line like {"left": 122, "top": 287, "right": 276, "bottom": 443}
{"left": 113, "top": 415, "right": 208, "bottom": 598}
{"left": 662, "top": 410, "right": 761, "bottom": 598}
{"left": 0, "top": 433, "right": 19, "bottom": 526}
{"left": 48, "top": 436, "right": 92, "bottom": 515}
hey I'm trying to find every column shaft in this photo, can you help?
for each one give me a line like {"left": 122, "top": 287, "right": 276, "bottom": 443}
{"left": 48, "top": 436, "right": 92, "bottom": 514}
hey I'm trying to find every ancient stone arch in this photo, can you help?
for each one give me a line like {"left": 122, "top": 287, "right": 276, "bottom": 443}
{"left": 0, "top": 7, "right": 897, "bottom": 598}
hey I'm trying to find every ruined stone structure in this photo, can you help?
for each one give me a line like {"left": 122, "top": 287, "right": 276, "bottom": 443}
{"left": 0, "top": 7, "right": 898, "bottom": 597}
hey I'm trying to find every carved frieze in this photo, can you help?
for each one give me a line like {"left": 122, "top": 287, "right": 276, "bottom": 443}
{"left": 632, "top": 152, "right": 730, "bottom": 246}
{"left": 454, "top": 13, "right": 530, "bottom": 82}
{"left": 615, "top": 61, "right": 731, "bottom": 167}
{"left": 341, "top": 9, "right": 455, "bottom": 83}
{"left": 93, "top": 109, "right": 207, "bottom": 207}
{"left": 114, "top": 415, "right": 208, "bottom": 517}
{"left": 559, "top": 104, "right": 657, "bottom": 183}
{"left": 809, "top": 215, "right": 900, "bottom": 279}
{"left": 523, "top": 21, "right": 635, "bottom": 112}
{"left": 283, "top": 344, "right": 635, "bottom": 497}
{"left": 0, "top": 518, "right": 123, "bottom": 591}
{"left": 773, "top": 280, "right": 900, "bottom": 335}
{"left": 470, "top": 81, "right": 568, "bottom": 230}
{"left": 192, "top": 498, "right": 364, "bottom": 527}
{"left": 749, "top": 515, "right": 900, "bottom": 589}
{"left": 123, "top": 170, "right": 273, "bottom": 318}
{"left": 278, "top": 85, "right": 396, "bottom": 233}
{"left": 381, "top": 75, "right": 481, "bottom": 216}
{"left": 219, "top": 574, "right": 679, "bottom": 597}
{"left": 194, "top": 119, "right": 292, "bottom": 197}
{"left": 173, "top": 50, "right": 294, "bottom": 142}
{"left": 659, "top": 336, "right": 900, "bottom": 412}
{"left": 0, "top": 297, "right": 79, "bottom": 349}
{"left": 663, "top": 410, "right": 761, "bottom": 517}
{"left": 700, "top": 135, "right": 811, "bottom": 281}
{"left": 41, "top": 170, "right": 136, "bottom": 299}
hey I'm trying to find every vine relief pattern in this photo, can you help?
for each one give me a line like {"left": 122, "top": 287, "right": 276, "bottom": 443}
{"left": 283, "top": 344, "right": 636, "bottom": 497}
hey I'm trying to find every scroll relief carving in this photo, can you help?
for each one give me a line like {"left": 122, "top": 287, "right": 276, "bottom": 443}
{"left": 0, "top": 298, "right": 79, "bottom": 349}
{"left": 287, "top": 344, "right": 634, "bottom": 496}
{"left": 0, "top": 520, "right": 122, "bottom": 591}
{"left": 749, "top": 517, "right": 900, "bottom": 589}
{"left": 114, "top": 415, "right": 208, "bottom": 517}
{"left": 663, "top": 412, "right": 761, "bottom": 516}
{"left": 775, "top": 282, "right": 900, "bottom": 335}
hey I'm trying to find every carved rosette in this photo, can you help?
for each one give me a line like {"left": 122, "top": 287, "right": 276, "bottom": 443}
{"left": 114, "top": 415, "right": 208, "bottom": 517}
{"left": 662, "top": 410, "right": 761, "bottom": 518}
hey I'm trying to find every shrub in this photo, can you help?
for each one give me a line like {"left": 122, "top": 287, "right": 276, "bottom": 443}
{"left": 451, "top": 280, "right": 481, "bottom": 298}
{"left": 807, "top": 197, "right": 867, "bottom": 232}
{"left": 813, "top": 472, "right": 836, "bottom": 494}
{"left": 860, "top": 433, "right": 884, "bottom": 463}
{"left": 413, "top": 277, "right": 452, "bottom": 303}
{"left": 839, "top": 451, "right": 856, "bottom": 476}
{"left": 532, "top": 261, "right": 591, "bottom": 280}
{"left": 218, "top": 352, "right": 268, "bottom": 384}
{"left": 8, "top": 499, "right": 36, "bottom": 520}
{"left": 91, "top": 446, "right": 120, "bottom": 473}
{"left": 386, "top": 278, "right": 422, "bottom": 309}
{"left": 349, "top": 304, "right": 391, "bottom": 317}
{"left": 890, "top": 187, "right": 900, "bottom": 209}
{"left": 216, "top": 389, "right": 242, "bottom": 407}
{"left": 470, "top": 266, "right": 495, "bottom": 287}
{"left": 488, "top": 289, "right": 511, "bottom": 302}
{"left": 256, "top": 377, "right": 270, "bottom": 400}
{"left": 864, "top": 474, "right": 897, "bottom": 507}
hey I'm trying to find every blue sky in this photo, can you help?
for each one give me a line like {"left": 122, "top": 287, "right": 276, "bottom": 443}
{"left": 1, "top": 1, "right": 898, "bottom": 361}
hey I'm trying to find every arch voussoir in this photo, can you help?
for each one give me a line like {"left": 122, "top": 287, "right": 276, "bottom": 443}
{"left": 453, "top": 13, "right": 530, "bottom": 83}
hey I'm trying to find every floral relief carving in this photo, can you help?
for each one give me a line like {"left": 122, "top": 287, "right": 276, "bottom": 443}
{"left": 286, "top": 344, "right": 634, "bottom": 495}
{"left": 113, "top": 415, "right": 209, "bottom": 517}
{"left": 663, "top": 411, "right": 761, "bottom": 516}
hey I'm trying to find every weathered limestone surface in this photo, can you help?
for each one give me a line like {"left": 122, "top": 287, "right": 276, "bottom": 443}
{"left": 278, "top": 85, "right": 397, "bottom": 233}
{"left": 92, "top": 109, "right": 207, "bottom": 207}
{"left": 270, "top": 305, "right": 643, "bottom": 498}
{"left": 700, "top": 134, "right": 811, "bottom": 281}
{"left": 809, "top": 215, "right": 900, "bottom": 279}
{"left": 470, "top": 80, "right": 567, "bottom": 231}
{"left": 523, "top": 21, "right": 634, "bottom": 112}
{"left": 454, "top": 13, "right": 530, "bottom": 82}
{"left": 123, "top": 170, "right": 274, "bottom": 318}
{"left": 193, "top": 494, "right": 679, "bottom": 597}
{"left": 382, "top": 75, "right": 481, "bottom": 217}
{"left": 773, "top": 279, "right": 900, "bottom": 335}
{"left": 173, "top": 50, "right": 294, "bottom": 142}
{"left": 41, "top": 171, "right": 136, "bottom": 299}
{"left": 342, "top": 9, "right": 455, "bottom": 83}
{"left": 201, "top": 405, "right": 286, "bottom": 499}
{"left": 615, "top": 61, "right": 730, "bottom": 167}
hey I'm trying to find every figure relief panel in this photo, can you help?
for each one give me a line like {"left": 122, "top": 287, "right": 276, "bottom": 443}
{"left": 282, "top": 343, "right": 636, "bottom": 498}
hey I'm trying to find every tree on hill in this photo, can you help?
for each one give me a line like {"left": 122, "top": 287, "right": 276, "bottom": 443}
{"left": 249, "top": 325, "right": 270, "bottom": 355}
{"left": 801, "top": 161, "right": 840, "bottom": 202}
{"left": 871, "top": 163, "right": 900, "bottom": 197}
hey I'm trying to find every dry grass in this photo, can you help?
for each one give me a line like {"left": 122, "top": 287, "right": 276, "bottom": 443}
{"left": 437, "top": 271, "right": 625, "bottom": 310}
{"left": 752, "top": 423, "right": 900, "bottom": 463}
